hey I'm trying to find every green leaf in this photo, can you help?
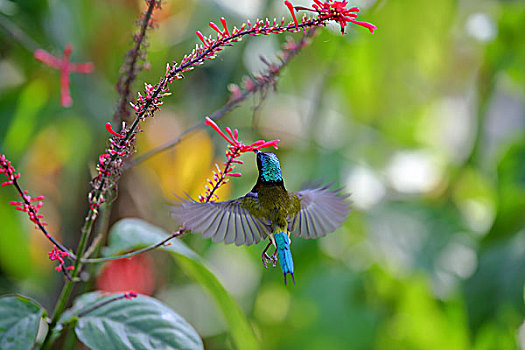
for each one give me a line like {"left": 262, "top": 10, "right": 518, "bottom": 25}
{"left": 68, "top": 291, "right": 203, "bottom": 350}
{"left": 0, "top": 295, "right": 44, "bottom": 350}
{"left": 103, "top": 218, "right": 259, "bottom": 350}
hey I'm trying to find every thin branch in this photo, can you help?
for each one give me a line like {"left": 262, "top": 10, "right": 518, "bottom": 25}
{"left": 81, "top": 228, "right": 185, "bottom": 263}
{"left": 128, "top": 29, "right": 317, "bottom": 168}
{"left": 75, "top": 291, "right": 138, "bottom": 318}
{"left": 0, "top": 15, "right": 39, "bottom": 52}
{"left": 0, "top": 156, "right": 75, "bottom": 258}
{"left": 114, "top": 0, "right": 161, "bottom": 122}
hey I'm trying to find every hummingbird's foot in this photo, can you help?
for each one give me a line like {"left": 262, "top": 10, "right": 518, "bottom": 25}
{"left": 262, "top": 252, "right": 275, "bottom": 269}
{"left": 271, "top": 251, "right": 278, "bottom": 268}
{"left": 261, "top": 242, "right": 274, "bottom": 269}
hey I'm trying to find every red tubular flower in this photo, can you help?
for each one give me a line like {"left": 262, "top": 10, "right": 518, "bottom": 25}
{"left": 34, "top": 44, "right": 94, "bottom": 107}
{"left": 196, "top": 31, "right": 209, "bottom": 47}
{"left": 106, "top": 122, "right": 125, "bottom": 138}
{"left": 284, "top": 1, "right": 299, "bottom": 29}
{"left": 204, "top": 117, "right": 279, "bottom": 153}
{"left": 220, "top": 17, "right": 230, "bottom": 36}
{"left": 292, "top": 0, "right": 377, "bottom": 34}
{"left": 209, "top": 21, "right": 222, "bottom": 35}
{"left": 199, "top": 117, "right": 279, "bottom": 202}
{"left": 96, "top": 255, "right": 155, "bottom": 296}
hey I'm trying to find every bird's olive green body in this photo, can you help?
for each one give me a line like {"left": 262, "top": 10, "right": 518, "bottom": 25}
{"left": 245, "top": 183, "right": 301, "bottom": 232}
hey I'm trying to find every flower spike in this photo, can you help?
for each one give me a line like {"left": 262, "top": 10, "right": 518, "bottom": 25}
{"left": 200, "top": 117, "right": 279, "bottom": 202}
{"left": 289, "top": 0, "right": 377, "bottom": 34}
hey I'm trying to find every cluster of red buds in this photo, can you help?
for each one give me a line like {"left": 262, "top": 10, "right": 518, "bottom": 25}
{"left": 9, "top": 193, "right": 46, "bottom": 228}
{"left": 2, "top": 157, "right": 73, "bottom": 275}
{"left": 130, "top": 82, "right": 172, "bottom": 120}
{"left": 1, "top": 155, "right": 47, "bottom": 229}
{"left": 199, "top": 117, "right": 279, "bottom": 203}
{"left": 290, "top": 0, "right": 377, "bottom": 34}
{"left": 1, "top": 154, "right": 74, "bottom": 265}
{"left": 1, "top": 154, "right": 20, "bottom": 187}
{"left": 88, "top": 123, "right": 137, "bottom": 211}
{"left": 48, "top": 245, "right": 73, "bottom": 273}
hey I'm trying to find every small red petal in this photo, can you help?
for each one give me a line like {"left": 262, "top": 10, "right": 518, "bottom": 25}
{"left": 349, "top": 18, "right": 377, "bottom": 33}
{"left": 254, "top": 140, "right": 280, "bottom": 150}
{"left": 106, "top": 122, "right": 125, "bottom": 138}
{"left": 196, "top": 31, "right": 208, "bottom": 47}
{"left": 209, "top": 21, "right": 222, "bottom": 34}
{"left": 284, "top": 1, "right": 299, "bottom": 29}
{"left": 205, "top": 117, "right": 236, "bottom": 146}
{"left": 220, "top": 17, "right": 230, "bottom": 36}
{"left": 224, "top": 127, "right": 236, "bottom": 142}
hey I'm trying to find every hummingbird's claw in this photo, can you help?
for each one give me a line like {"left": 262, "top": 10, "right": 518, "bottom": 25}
{"left": 271, "top": 251, "right": 278, "bottom": 267}
{"left": 261, "top": 242, "right": 274, "bottom": 269}
{"left": 262, "top": 252, "right": 272, "bottom": 269}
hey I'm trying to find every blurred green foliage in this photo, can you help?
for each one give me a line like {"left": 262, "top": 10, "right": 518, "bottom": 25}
{"left": 1, "top": 0, "right": 525, "bottom": 349}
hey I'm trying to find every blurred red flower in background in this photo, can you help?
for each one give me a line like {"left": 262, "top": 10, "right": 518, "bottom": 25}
{"left": 96, "top": 254, "right": 155, "bottom": 295}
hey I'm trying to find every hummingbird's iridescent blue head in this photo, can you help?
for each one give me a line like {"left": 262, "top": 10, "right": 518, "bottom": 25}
{"left": 255, "top": 151, "right": 283, "bottom": 183}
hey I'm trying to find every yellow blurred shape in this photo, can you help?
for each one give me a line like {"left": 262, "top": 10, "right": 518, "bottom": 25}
{"left": 138, "top": 116, "right": 231, "bottom": 201}
{"left": 254, "top": 284, "right": 291, "bottom": 323}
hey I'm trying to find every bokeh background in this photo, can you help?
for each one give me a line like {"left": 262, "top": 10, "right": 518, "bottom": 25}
{"left": 1, "top": 0, "right": 525, "bottom": 348}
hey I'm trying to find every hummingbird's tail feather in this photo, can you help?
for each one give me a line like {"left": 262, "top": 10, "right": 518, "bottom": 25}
{"left": 274, "top": 232, "right": 294, "bottom": 285}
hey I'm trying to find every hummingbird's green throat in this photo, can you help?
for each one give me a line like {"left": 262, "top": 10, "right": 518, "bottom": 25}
{"left": 256, "top": 151, "right": 283, "bottom": 184}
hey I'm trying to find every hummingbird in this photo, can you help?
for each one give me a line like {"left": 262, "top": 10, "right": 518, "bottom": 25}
{"left": 172, "top": 150, "right": 350, "bottom": 284}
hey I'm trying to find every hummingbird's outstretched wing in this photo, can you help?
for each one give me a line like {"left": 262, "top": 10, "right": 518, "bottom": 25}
{"left": 288, "top": 185, "right": 350, "bottom": 239}
{"left": 172, "top": 193, "right": 271, "bottom": 246}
